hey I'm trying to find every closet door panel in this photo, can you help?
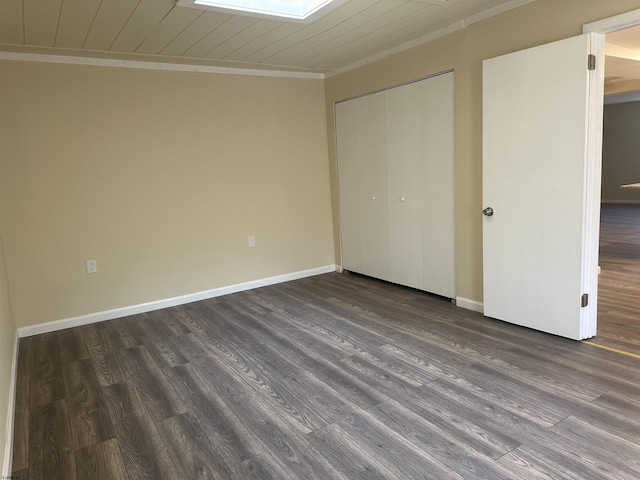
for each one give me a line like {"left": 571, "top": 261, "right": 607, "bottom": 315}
{"left": 360, "top": 92, "right": 390, "bottom": 281}
{"left": 336, "top": 100, "right": 364, "bottom": 274}
{"left": 418, "top": 73, "right": 455, "bottom": 297}
{"left": 386, "top": 84, "right": 422, "bottom": 289}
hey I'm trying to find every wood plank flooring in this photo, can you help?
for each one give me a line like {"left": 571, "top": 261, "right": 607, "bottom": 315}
{"left": 11, "top": 271, "right": 640, "bottom": 479}
{"left": 595, "top": 203, "right": 640, "bottom": 355}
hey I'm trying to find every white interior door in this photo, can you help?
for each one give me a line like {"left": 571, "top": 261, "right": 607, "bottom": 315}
{"left": 483, "top": 33, "right": 604, "bottom": 340}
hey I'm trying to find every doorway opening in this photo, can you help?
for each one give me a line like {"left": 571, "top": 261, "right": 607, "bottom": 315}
{"left": 596, "top": 203, "right": 640, "bottom": 355}
{"left": 584, "top": 13, "right": 640, "bottom": 354}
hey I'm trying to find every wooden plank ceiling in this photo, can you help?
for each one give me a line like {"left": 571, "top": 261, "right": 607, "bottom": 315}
{"left": 0, "top": 0, "right": 521, "bottom": 74}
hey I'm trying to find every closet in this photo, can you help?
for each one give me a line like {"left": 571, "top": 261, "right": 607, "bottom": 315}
{"left": 336, "top": 71, "right": 455, "bottom": 298}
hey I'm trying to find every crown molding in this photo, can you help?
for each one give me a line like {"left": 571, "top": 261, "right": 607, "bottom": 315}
{"left": 0, "top": 50, "right": 325, "bottom": 79}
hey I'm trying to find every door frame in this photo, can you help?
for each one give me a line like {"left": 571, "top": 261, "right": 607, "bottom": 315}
{"left": 581, "top": 8, "right": 640, "bottom": 336}
{"left": 584, "top": 8, "right": 640, "bottom": 36}
{"left": 479, "top": 8, "right": 640, "bottom": 338}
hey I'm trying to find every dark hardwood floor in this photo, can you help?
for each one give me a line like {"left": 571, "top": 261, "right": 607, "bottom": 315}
{"left": 11, "top": 270, "right": 640, "bottom": 479}
{"left": 595, "top": 203, "right": 640, "bottom": 355}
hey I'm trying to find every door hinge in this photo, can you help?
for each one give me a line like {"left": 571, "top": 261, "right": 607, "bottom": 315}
{"left": 587, "top": 54, "right": 596, "bottom": 71}
{"left": 581, "top": 293, "right": 589, "bottom": 308}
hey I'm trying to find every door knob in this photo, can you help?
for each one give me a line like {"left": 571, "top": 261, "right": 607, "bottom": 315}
{"left": 483, "top": 207, "right": 494, "bottom": 217}
{"left": 400, "top": 197, "right": 406, "bottom": 203}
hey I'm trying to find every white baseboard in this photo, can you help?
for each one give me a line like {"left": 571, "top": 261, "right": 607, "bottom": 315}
{"left": 18, "top": 265, "right": 338, "bottom": 338}
{"left": 2, "top": 330, "right": 19, "bottom": 477}
{"left": 601, "top": 199, "right": 640, "bottom": 204}
{"left": 455, "top": 296, "right": 484, "bottom": 313}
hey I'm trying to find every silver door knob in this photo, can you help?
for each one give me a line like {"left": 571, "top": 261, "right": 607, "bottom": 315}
{"left": 483, "top": 207, "right": 494, "bottom": 216}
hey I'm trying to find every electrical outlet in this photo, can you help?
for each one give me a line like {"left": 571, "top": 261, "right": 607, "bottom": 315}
{"left": 86, "top": 259, "right": 97, "bottom": 274}
{"left": 248, "top": 235, "right": 256, "bottom": 247}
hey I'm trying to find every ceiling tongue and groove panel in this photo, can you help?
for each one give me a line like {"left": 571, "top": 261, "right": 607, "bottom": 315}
{"left": 134, "top": 4, "right": 203, "bottom": 54}
{"left": 258, "top": 1, "right": 408, "bottom": 66}
{"left": 159, "top": 11, "right": 232, "bottom": 56}
{"left": 109, "top": 0, "right": 176, "bottom": 52}
{"left": 289, "top": 1, "right": 428, "bottom": 68}
{"left": 291, "top": 1, "right": 465, "bottom": 69}
{"left": 82, "top": 0, "right": 140, "bottom": 51}
{"left": 0, "top": 0, "right": 533, "bottom": 74}
{"left": 55, "top": 0, "right": 103, "bottom": 48}
{"left": 0, "top": 0, "right": 24, "bottom": 45}
{"left": 23, "top": 0, "right": 64, "bottom": 46}
{"left": 240, "top": 0, "right": 377, "bottom": 64}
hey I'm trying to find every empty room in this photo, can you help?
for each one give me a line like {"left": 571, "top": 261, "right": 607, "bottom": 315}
{"left": 2, "top": 0, "right": 640, "bottom": 479}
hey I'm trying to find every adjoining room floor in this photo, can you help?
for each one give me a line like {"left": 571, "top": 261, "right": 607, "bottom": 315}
{"left": 11, "top": 272, "right": 640, "bottom": 479}
{"left": 595, "top": 203, "right": 640, "bottom": 356}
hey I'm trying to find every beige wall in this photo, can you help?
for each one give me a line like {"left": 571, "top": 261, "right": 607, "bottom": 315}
{"left": 325, "top": 0, "right": 640, "bottom": 303}
{"left": 0, "top": 61, "right": 335, "bottom": 328}
{"left": 602, "top": 101, "right": 640, "bottom": 202}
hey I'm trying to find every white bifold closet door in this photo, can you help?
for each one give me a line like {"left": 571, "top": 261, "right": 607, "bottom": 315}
{"left": 336, "top": 99, "right": 364, "bottom": 274}
{"left": 386, "top": 84, "right": 422, "bottom": 289}
{"left": 336, "top": 71, "right": 455, "bottom": 298}
{"left": 418, "top": 73, "right": 455, "bottom": 296}
{"left": 360, "top": 91, "right": 391, "bottom": 282}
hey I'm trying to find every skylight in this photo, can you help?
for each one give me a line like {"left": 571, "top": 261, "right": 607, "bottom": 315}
{"left": 181, "top": 0, "right": 339, "bottom": 21}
